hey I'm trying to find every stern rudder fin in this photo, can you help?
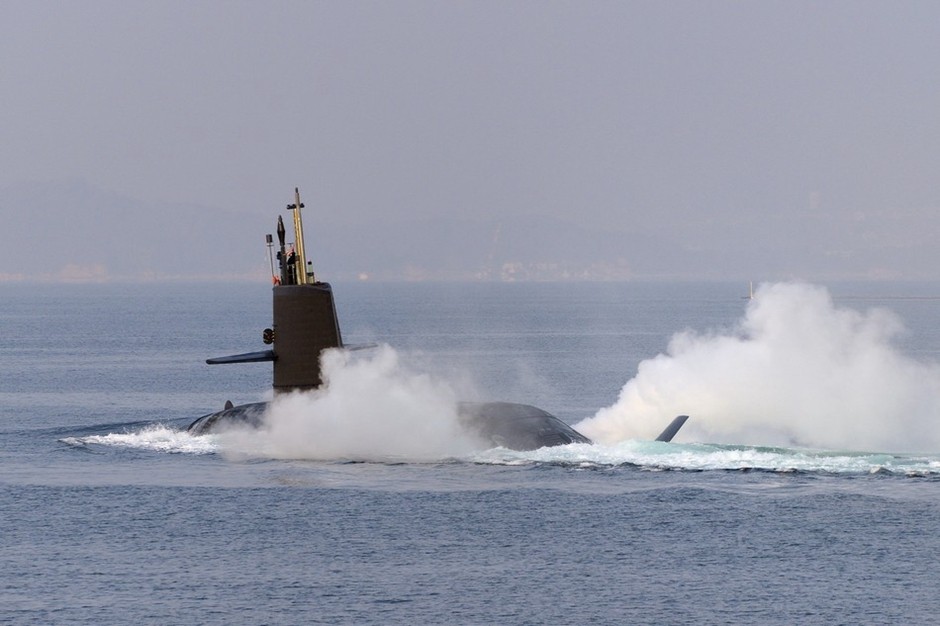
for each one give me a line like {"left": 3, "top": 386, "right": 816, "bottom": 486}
{"left": 655, "top": 415, "right": 689, "bottom": 442}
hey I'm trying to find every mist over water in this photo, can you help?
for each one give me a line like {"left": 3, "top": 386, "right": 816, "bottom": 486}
{"left": 576, "top": 282, "right": 940, "bottom": 452}
{"left": 51, "top": 281, "right": 940, "bottom": 470}
{"left": 221, "top": 346, "right": 483, "bottom": 462}
{"left": 215, "top": 282, "right": 940, "bottom": 458}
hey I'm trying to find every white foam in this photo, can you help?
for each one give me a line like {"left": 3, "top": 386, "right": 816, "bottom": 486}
{"left": 219, "top": 346, "right": 485, "bottom": 462}
{"left": 576, "top": 282, "right": 940, "bottom": 453}
{"left": 71, "top": 424, "right": 219, "bottom": 455}
{"left": 470, "top": 440, "right": 940, "bottom": 475}
{"left": 72, "top": 423, "right": 940, "bottom": 475}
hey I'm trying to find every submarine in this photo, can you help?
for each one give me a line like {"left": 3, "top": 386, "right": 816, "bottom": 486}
{"left": 188, "top": 188, "right": 688, "bottom": 450}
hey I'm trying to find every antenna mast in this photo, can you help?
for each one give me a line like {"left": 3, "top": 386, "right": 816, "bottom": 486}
{"left": 265, "top": 233, "right": 276, "bottom": 283}
{"left": 287, "top": 187, "right": 313, "bottom": 284}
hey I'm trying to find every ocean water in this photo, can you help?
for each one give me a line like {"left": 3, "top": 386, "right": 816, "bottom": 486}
{"left": 3, "top": 280, "right": 940, "bottom": 624}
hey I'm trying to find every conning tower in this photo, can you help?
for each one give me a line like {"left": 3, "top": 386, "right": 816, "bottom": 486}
{"left": 189, "top": 188, "right": 682, "bottom": 447}
{"left": 206, "top": 187, "right": 342, "bottom": 392}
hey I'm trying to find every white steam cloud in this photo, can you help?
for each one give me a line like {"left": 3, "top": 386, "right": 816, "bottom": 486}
{"left": 221, "top": 346, "right": 484, "bottom": 462}
{"left": 576, "top": 282, "right": 940, "bottom": 452}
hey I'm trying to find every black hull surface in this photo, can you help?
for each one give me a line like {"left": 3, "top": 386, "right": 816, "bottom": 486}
{"left": 187, "top": 400, "right": 592, "bottom": 451}
{"left": 187, "top": 402, "right": 268, "bottom": 435}
{"left": 457, "top": 401, "right": 592, "bottom": 450}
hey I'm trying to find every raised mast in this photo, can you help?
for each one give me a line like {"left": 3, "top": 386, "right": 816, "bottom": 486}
{"left": 202, "top": 186, "right": 342, "bottom": 394}
{"left": 287, "top": 187, "right": 313, "bottom": 284}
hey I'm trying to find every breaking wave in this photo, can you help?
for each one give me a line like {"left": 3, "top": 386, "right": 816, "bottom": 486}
{"left": 70, "top": 425, "right": 940, "bottom": 476}
{"left": 63, "top": 424, "right": 219, "bottom": 455}
{"left": 71, "top": 281, "right": 940, "bottom": 472}
{"left": 470, "top": 440, "right": 940, "bottom": 476}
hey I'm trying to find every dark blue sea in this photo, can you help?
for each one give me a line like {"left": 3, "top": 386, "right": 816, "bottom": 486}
{"left": 3, "top": 280, "right": 940, "bottom": 624}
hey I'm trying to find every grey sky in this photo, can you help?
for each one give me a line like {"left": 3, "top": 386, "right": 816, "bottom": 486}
{"left": 2, "top": 1, "right": 940, "bottom": 280}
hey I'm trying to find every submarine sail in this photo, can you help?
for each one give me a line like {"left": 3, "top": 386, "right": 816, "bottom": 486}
{"left": 188, "top": 188, "right": 687, "bottom": 450}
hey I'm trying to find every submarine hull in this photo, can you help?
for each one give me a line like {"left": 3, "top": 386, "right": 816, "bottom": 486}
{"left": 187, "top": 400, "right": 592, "bottom": 450}
{"left": 457, "top": 401, "right": 591, "bottom": 450}
{"left": 190, "top": 188, "right": 686, "bottom": 452}
{"left": 187, "top": 402, "right": 268, "bottom": 435}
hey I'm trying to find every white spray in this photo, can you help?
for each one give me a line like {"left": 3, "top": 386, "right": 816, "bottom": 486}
{"left": 576, "top": 282, "right": 940, "bottom": 452}
{"left": 221, "top": 345, "right": 484, "bottom": 462}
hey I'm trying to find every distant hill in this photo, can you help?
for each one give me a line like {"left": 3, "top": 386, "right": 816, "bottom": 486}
{"left": 0, "top": 180, "right": 676, "bottom": 282}
{"left": 2, "top": 180, "right": 938, "bottom": 282}
{"left": 0, "top": 180, "right": 269, "bottom": 281}
{"left": 312, "top": 214, "right": 676, "bottom": 281}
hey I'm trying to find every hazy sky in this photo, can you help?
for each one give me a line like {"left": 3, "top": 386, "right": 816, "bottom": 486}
{"left": 3, "top": 1, "right": 940, "bottom": 279}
